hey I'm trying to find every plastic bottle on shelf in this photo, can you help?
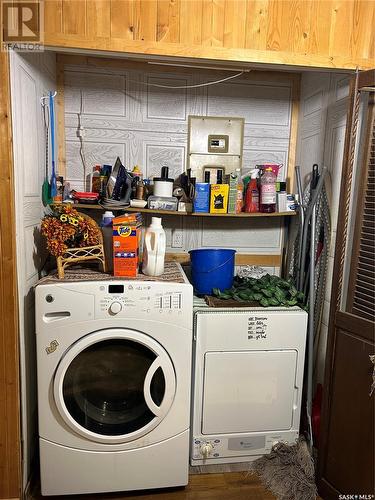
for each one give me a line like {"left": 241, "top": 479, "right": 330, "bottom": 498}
{"left": 216, "top": 169, "right": 223, "bottom": 184}
{"left": 260, "top": 166, "right": 277, "bottom": 213}
{"left": 99, "top": 170, "right": 108, "bottom": 198}
{"left": 101, "top": 211, "right": 115, "bottom": 227}
{"left": 235, "top": 169, "right": 244, "bottom": 213}
{"left": 136, "top": 177, "right": 145, "bottom": 200}
{"left": 91, "top": 165, "right": 101, "bottom": 193}
{"left": 142, "top": 217, "right": 166, "bottom": 277}
{"left": 101, "top": 211, "right": 115, "bottom": 273}
{"left": 244, "top": 169, "right": 259, "bottom": 213}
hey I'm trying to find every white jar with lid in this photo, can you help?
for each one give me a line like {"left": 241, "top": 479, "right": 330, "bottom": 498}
{"left": 153, "top": 166, "right": 174, "bottom": 198}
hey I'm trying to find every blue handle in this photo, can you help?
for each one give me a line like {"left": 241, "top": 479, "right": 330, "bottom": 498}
{"left": 49, "top": 91, "right": 57, "bottom": 197}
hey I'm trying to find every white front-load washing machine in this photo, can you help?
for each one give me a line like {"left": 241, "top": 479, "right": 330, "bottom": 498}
{"left": 35, "top": 269, "right": 193, "bottom": 496}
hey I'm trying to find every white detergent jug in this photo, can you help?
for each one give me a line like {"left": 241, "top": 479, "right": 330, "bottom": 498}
{"left": 142, "top": 217, "right": 166, "bottom": 276}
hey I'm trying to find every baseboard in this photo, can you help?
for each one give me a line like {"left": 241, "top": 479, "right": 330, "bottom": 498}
{"left": 189, "top": 462, "right": 251, "bottom": 474}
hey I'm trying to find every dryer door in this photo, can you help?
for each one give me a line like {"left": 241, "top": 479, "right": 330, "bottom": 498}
{"left": 53, "top": 329, "right": 176, "bottom": 444}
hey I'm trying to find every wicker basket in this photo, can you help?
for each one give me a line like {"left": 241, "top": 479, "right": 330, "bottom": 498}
{"left": 56, "top": 212, "right": 106, "bottom": 279}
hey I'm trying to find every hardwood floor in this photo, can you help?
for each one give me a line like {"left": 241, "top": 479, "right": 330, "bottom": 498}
{"left": 31, "top": 473, "right": 276, "bottom": 499}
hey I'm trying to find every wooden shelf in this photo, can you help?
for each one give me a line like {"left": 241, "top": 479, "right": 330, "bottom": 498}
{"left": 52, "top": 203, "right": 297, "bottom": 218}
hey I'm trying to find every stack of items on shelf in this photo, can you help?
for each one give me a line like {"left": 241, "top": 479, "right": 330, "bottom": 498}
{"left": 193, "top": 164, "right": 297, "bottom": 214}
{"left": 52, "top": 115, "right": 298, "bottom": 215}
{"left": 106, "top": 212, "right": 167, "bottom": 279}
{"left": 41, "top": 205, "right": 167, "bottom": 279}
{"left": 55, "top": 158, "right": 297, "bottom": 215}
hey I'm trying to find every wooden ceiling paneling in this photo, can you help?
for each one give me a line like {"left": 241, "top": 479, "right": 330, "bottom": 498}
{"left": 43, "top": 0, "right": 375, "bottom": 70}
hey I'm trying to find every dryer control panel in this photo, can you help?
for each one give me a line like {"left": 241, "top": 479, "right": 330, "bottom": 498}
{"left": 191, "top": 433, "right": 296, "bottom": 461}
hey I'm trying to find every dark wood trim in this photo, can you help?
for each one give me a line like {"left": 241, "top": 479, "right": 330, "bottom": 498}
{"left": 0, "top": 52, "right": 22, "bottom": 498}
{"left": 318, "top": 477, "right": 342, "bottom": 500}
{"left": 346, "top": 97, "right": 374, "bottom": 313}
{"left": 335, "top": 311, "right": 375, "bottom": 343}
{"left": 317, "top": 75, "right": 356, "bottom": 489}
{"left": 318, "top": 71, "right": 375, "bottom": 496}
{"left": 358, "top": 69, "right": 375, "bottom": 90}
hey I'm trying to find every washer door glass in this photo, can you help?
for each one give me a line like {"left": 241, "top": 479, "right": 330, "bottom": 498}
{"left": 54, "top": 330, "right": 176, "bottom": 443}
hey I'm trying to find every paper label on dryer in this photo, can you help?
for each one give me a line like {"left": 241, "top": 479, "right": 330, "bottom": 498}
{"left": 247, "top": 316, "right": 268, "bottom": 340}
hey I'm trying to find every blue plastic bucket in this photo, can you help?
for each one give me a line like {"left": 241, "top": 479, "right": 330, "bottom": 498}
{"left": 189, "top": 249, "right": 236, "bottom": 295}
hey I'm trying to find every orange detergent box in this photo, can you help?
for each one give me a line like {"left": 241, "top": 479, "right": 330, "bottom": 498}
{"left": 112, "top": 213, "right": 142, "bottom": 277}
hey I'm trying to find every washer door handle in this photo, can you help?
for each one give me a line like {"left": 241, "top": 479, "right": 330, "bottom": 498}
{"left": 144, "top": 357, "right": 175, "bottom": 417}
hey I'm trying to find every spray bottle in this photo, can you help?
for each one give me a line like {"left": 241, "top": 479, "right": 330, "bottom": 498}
{"left": 244, "top": 169, "right": 259, "bottom": 213}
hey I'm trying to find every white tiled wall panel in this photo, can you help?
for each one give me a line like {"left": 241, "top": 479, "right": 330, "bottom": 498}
{"left": 64, "top": 65, "right": 294, "bottom": 256}
{"left": 11, "top": 51, "right": 56, "bottom": 492}
{"left": 295, "top": 72, "right": 350, "bottom": 386}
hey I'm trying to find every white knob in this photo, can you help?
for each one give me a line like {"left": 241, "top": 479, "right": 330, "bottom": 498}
{"left": 109, "top": 302, "right": 122, "bottom": 315}
{"left": 200, "top": 442, "right": 214, "bottom": 459}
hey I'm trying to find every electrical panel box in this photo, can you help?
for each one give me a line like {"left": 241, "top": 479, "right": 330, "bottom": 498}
{"left": 187, "top": 116, "right": 244, "bottom": 182}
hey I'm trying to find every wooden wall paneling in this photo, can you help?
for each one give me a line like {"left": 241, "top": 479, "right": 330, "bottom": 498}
{"left": 223, "top": 0, "right": 246, "bottom": 49}
{"left": 0, "top": 51, "right": 21, "bottom": 500}
{"left": 87, "top": 0, "right": 111, "bottom": 39}
{"left": 157, "top": 0, "right": 180, "bottom": 43}
{"left": 201, "top": 0, "right": 214, "bottom": 47}
{"left": 287, "top": 73, "right": 301, "bottom": 191}
{"left": 245, "top": 1, "right": 268, "bottom": 51}
{"left": 265, "top": 0, "right": 282, "bottom": 51}
{"left": 282, "top": 0, "right": 311, "bottom": 55}
{"left": 307, "top": 0, "right": 332, "bottom": 56}
{"left": 350, "top": 0, "right": 375, "bottom": 60}
{"left": 179, "top": 0, "right": 203, "bottom": 46}
{"left": 134, "top": 0, "right": 157, "bottom": 41}
{"left": 43, "top": 0, "right": 375, "bottom": 70}
{"left": 57, "top": 57, "right": 66, "bottom": 178}
{"left": 62, "top": 0, "right": 87, "bottom": 35}
{"left": 44, "top": 0, "right": 63, "bottom": 36}
{"left": 329, "top": 0, "right": 354, "bottom": 62}
{"left": 110, "top": 0, "right": 134, "bottom": 40}
{"left": 211, "top": 0, "right": 225, "bottom": 47}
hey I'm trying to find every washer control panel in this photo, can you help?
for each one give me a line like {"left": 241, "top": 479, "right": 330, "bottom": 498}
{"left": 95, "top": 283, "right": 185, "bottom": 320}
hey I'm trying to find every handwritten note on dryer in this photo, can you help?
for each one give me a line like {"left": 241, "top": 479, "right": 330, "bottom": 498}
{"left": 248, "top": 317, "right": 267, "bottom": 340}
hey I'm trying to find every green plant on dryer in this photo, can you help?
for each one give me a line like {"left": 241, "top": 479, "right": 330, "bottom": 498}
{"left": 213, "top": 274, "right": 307, "bottom": 309}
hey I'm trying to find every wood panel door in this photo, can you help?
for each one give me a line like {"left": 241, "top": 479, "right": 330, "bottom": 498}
{"left": 317, "top": 71, "right": 375, "bottom": 499}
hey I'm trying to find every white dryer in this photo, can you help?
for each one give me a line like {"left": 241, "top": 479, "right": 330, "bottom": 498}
{"left": 191, "top": 306, "right": 307, "bottom": 465}
{"left": 35, "top": 270, "right": 192, "bottom": 496}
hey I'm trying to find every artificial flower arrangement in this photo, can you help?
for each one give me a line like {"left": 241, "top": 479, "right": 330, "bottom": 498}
{"left": 41, "top": 205, "right": 102, "bottom": 257}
